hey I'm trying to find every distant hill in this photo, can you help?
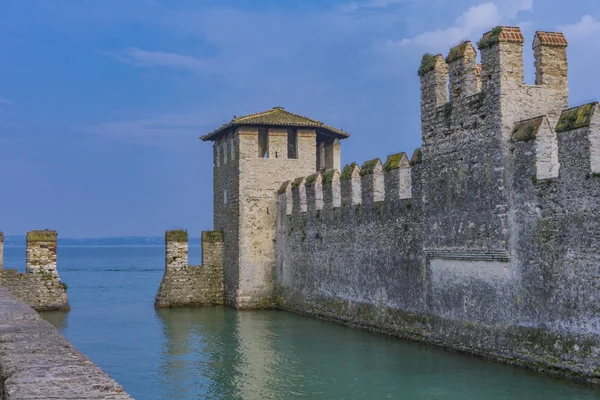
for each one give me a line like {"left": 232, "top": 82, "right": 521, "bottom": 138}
{"left": 2, "top": 236, "right": 201, "bottom": 246}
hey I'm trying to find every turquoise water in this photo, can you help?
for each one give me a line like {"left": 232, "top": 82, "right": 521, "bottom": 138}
{"left": 3, "top": 245, "right": 600, "bottom": 399}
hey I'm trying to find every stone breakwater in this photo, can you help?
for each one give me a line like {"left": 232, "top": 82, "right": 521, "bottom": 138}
{"left": 0, "top": 287, "right": 132, "bottom": 399}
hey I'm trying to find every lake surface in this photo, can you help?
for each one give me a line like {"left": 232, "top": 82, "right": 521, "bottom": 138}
{"left": 3, "top": 245, "right": 600, "bottom": 399}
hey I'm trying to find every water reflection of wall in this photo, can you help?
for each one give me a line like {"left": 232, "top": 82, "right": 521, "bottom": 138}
{"left": 38, "top": 310, "right": 69, "bottom": 331}
{"left": 156, "top": 307, "right": 279, "bottom": 400}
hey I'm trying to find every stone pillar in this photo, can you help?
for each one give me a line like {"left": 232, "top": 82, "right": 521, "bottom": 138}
{"left": 324, "top": 139, "right": 341, "bottom": 171}
{"left": 316, "top": 141, "right": 326, "bottom": 171}
{"left": 419, "top": 54, "right": 448, "bottom": 120}
{"left": 165, "top": 230, "right": 188, "bottom": 271}
{"left": 533, "top": 31, "right": 568, "bottom": 109}
{"left": 201, "top": 231, "right": 224, "bottom": 269}
{"left": 446, "top": 41, "right": 479, "bottom": 103}
{"left": 26, "top": 230, "right": 58, "bottom": 276}
{"left": 479, "top": 26, "right": 524, "bottom": 95}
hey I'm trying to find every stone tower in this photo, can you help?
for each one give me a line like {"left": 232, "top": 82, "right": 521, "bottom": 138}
{"left": 201, "top": 107, "right": 349, "bottom": 308}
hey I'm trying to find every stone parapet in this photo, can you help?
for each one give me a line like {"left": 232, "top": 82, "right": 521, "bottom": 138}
{"left": 154, "top": 230, "right": 224, "bottom": 308}
{"left": 0, "top": 230, "right": 69, "bottom": 311}
{"left": 0, "top": 286, "right": 132, "bottom": 399}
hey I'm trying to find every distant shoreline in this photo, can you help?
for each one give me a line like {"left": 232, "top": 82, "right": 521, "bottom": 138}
{"left": 2, "top": 236, "right": 201, "bottom": 247}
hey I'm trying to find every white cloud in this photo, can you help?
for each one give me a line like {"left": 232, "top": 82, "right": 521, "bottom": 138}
{"left": 498, "top": 0, "right": 533, "bottom": 19}
{"left": 389, "top": 0, "right": 533, "bottom": 52}
{"left": 393, "top": 3, "right": 500, "bottom": 50}
{"left": 559, "top": 15, "right": 600, "bottom": 40}
{"left": 106, "top": 48, "right": 207, "bottom": 72}
{"left": 0, "top": 97, "right": 13, "bottom": 105}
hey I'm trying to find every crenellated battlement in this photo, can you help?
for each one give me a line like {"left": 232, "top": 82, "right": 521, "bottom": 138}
{"left": 420, "top": 26, "right": 569, "bottom": 143}
{"left": 278, "top": 149, "right": 421, "bottom": 218}
{"left": 161, "top": 22, "right": 600, "bottom": 382}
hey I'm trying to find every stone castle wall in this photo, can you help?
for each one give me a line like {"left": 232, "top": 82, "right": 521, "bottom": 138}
{"left": 275, "top": 28, "right": 600, "bottom": 382}
{"left": 155, "top": 230, "right": 225, "bottom": 308}
{"left": 0, "top": 230, "right": 69, "bottom": 311}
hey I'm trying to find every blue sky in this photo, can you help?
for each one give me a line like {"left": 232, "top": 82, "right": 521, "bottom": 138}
{"left": 1, "top": 0, "right": 599, "bottom": 237}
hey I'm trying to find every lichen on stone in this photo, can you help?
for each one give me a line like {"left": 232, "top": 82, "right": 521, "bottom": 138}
{"left": 360, "top": 159, "right": 380, "bottom": 176}
{"left": 555, "top": 102, "right": 597, "bottom": 132}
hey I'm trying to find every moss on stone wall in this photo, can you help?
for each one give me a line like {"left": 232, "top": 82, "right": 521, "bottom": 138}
{"left": 418, "top": 53, "right": 437, "bottom": 77}
{"left": 165, "top": 230, "right": 188, "bottom": 242}
{"left": 360, "top": 159, "right": 380, "bottom": 176}
{"left": 555, "top": 103, "right": 597, "bottom": 132}
{"left": 477, "top": 26, "right": 502, "bottom": 49}
{"left": 292, "top": 177, "right": 305, "bottom": 188}
{"left": 277, "top": 181, "right": 291, "bottom": 194}
{"left": 202, "top": 231, "right": 224, "bottom": 243}
{"left": 445, "top": 41, "right": 470, "bottom": 63}
{"left": 26, "top": 230, "right": 57, "bottom": 242}
{"left": 512, "top": 117, "right": 543, "bottom": 142}
{"left": 322, "top": 169, "right": 337, "bottom": 184}
{"left": 305, "top": 173, "right": 320, "bottom": 185}
{"left": 341, "top": 163, "right": 358, "bottom": 180}
{"left": 383, "top": 153, "right": 406, "bottom": 171}
{"left": 410, "top": 149, "right": 423, "bottom": 166}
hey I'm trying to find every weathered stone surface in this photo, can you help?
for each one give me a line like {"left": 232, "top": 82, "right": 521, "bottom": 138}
{"left": 0, "top": 230, "right": 69, "bottom": 311}
{"left": 0, "top": 287, "right": 132, "bottom": 399}
{"left": 155, "top": 231, "right": 224, "bottom": 308}
{"left": 1, "top": 269, "right": 68, "bottom": 312}
{"left": 274, "top": 26, "right": 600, "bottom": 383}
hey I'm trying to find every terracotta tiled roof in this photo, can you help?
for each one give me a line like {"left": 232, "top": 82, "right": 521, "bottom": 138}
{"left": 478, "top": 26, "right": 524, "bottom": 49}
{"left": 533, "top": 31, "right": 568, "bottom": 47}
{"left": 201, "top": 107, "right": 349, "bottom": 141}
{"left": 497, "top": 26, "right": 524, "bottom": 43}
